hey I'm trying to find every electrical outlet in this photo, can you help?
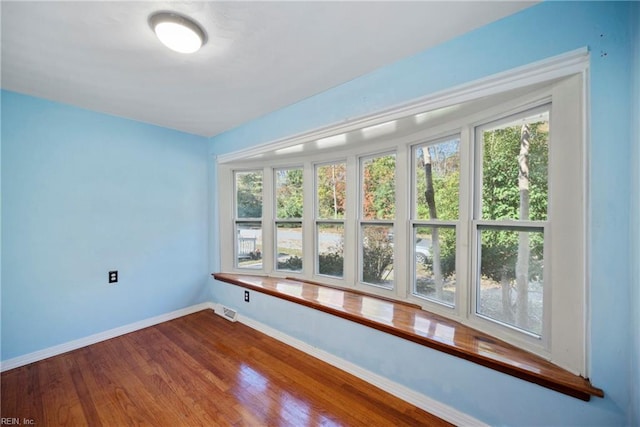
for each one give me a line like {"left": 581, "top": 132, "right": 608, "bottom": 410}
{"left": 109, "top": 270, "right": 118, "bottom": 284}
{"left": 244, "top": 290, "right": 250, "bottom": 302}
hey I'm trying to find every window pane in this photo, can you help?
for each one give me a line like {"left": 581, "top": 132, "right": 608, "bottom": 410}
{"left": 236, "top": 222, "right": 262, "bottom": 269}
{"left": 235, "top": 171, "right": 262, "bottom": 219}
{"left": 317, "top": 223, "right": 344, "bottom": 278}
{"left": 414, "top": 138, "right": 460, "bottom": 220}
{"left": 476, "top": 226, "right": 544, "bottom": 336}
{"left": 316, "top": 162, "right": 346, "bottom": 219}
{"left": 361, "top": 224, "right": 394, "bottom": 287}
{"left": 413, "top": 226, "right": 456, "bottom": 306}
{"left": 276, "top": 168, "right": 303, "bottom": 219}
{"left": 362, "top": 154, "right": 395, "bottom": 220}
{"left": 480, "top": 110, "right": 549, "bottom": 221}
{"left": 276, "top": 222, "right": 303, "bottom": 272}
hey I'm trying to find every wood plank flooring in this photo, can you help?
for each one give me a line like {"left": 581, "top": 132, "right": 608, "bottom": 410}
{"left": 1, "top": 310, "right": 453, "bottom": 426}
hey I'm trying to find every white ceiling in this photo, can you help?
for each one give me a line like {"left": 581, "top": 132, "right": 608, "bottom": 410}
{"left": 1, "top": 1, "right": 535, "bottom": 137}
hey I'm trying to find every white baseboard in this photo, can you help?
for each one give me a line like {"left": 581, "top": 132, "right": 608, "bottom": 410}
{"left": 0, "top": 302, "right": 216, "bottom": 372}
{"left": 237, "top": 313, "right": 488, "bottom": 427}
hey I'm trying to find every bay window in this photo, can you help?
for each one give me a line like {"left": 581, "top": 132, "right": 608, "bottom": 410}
{"left": 218, "top": 53, "right": 588, "bottom": 375}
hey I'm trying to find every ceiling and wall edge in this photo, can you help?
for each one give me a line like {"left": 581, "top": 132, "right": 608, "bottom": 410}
{"left": 216, "top": 47, "right": 589, "bottom": 164}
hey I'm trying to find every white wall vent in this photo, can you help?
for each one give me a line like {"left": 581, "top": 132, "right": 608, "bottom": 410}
{"left": 215, "top": 304, "right": 238, "bottom": 322}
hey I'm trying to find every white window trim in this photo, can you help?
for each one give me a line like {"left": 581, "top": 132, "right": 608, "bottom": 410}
{"left": 217, "top": 48, "right": 589, "bottom": 375}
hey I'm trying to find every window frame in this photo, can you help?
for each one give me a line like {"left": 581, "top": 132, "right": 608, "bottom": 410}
{"left": 468, "top": 104, "right": 552, "bottom": 351}
{"left": 410, "top": 134, "right": 462, "bottom": 309}
{"left": 217, "top": 50, "right": 589, "bottom": 375}
{"left": 273, "top": 166, "right": 305, "bottom": 273}
{"left": 358, "top": 150, "right": 397, "bottom": 290}
{"left": 314, "top": 160, "right": 348, "bottom": 279}
{"left": 232, "top": 169, "right": 264, "bottom": 270}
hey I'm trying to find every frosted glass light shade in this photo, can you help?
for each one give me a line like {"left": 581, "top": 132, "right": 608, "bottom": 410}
{"left": 149, "top": 12, "right": 206, "bottom": 54}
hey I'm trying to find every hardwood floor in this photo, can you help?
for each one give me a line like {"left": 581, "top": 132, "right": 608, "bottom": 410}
{"left": 1, "top": 310, "right": 453, "bottom": 426}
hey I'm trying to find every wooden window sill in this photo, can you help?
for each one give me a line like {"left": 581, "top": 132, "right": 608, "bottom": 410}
{"left": 212, "top": 272, "right": 603, "bottom": 401}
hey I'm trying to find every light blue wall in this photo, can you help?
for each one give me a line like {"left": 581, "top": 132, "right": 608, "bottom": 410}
{"left": 630, "top": 2, "right": 640, "bottom": 426}
{"left": 0, "top": 91, "right": 3, "bottom": 359}
{"left": 1, "top": 91, "right": 210, "bottom": 361}
{"left": 209, "top": 2, "right": 637, "bottom": 425}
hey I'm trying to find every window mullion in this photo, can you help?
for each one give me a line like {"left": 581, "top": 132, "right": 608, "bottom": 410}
{"left": 458, "top": 126, "right": 473, "bottom": 319}
{"left": 343, "top": 156, "right": 358, "bottom": 286}
{"left": 263, "top": 166, "right": 274, "bottom": 275}
{"left": 394, "top": 144, "right": 409, "bottom": 299}
{"left": 302, "top": 162, "right": 314, "bottom": 278}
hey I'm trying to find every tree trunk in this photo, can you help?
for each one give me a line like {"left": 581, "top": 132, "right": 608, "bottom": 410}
{"left": 501, "top": 266, "right": 514, "bottom": 323}
{"left": 424, "top": 147, "right": 444, "bottom": 299}
{"left": 515, "top": 123, "right": 531, "bottom": 329}
{"left": 331, "top": 165, "right": 338, "bottom": 219}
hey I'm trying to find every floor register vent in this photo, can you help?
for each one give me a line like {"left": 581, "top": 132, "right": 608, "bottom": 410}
{"left": 215, "top": 304, "right": 238, "bottom": 322}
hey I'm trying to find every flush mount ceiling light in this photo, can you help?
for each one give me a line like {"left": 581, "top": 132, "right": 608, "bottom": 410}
{"left": 149, "top": 11, "right": 207, "bottom": 54}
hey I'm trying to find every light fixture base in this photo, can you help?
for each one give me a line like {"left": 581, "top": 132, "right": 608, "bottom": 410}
{"left": 149, "top": 11, "right": 207, "bottom": 54}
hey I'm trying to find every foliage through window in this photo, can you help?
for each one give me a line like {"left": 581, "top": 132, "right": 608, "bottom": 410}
{"left": 275, "top": 168, "right": 303, "bottom": 272}
{"left": 360, "top": 153, "right": 395, "bottom": 287}
{"left": 316, "top": 162, "right": 346, "bottom": 278}
{"left": 412, "top": 137, "right": 460, "bottom": 306}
